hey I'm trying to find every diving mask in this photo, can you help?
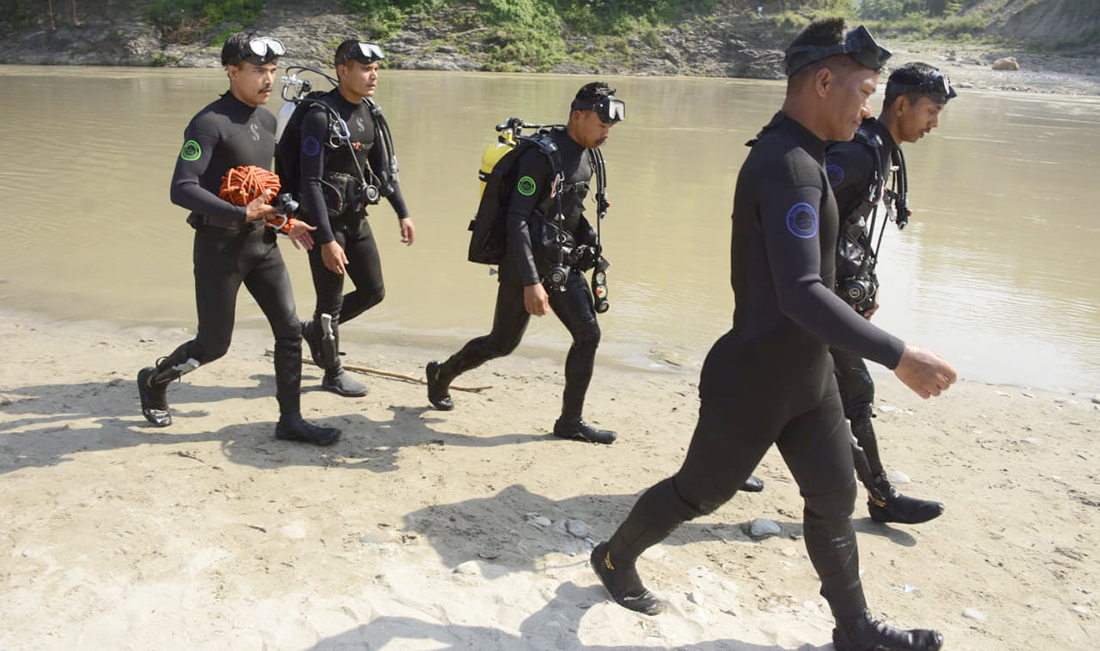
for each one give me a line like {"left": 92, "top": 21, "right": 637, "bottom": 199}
{"left": 784, "top": 25, "right": 891, "bottom": 77}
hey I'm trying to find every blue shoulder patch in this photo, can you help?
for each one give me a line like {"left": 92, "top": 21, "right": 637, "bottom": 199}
{"left": 826, "top": 164, "right": 845, "bottom": 187}
{"left": 302, "top": 135, "right": 322, "bottom": 158}
{"left": 785, "top": 202, "right": 819, "bottom": 239}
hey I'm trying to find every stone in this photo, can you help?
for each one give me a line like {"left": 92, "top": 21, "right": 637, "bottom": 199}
{"left": 641, "top": 546, "right": 666, "bottom": 560}
{"left": 992, "top": 57, "right": 1020, "bottom": 71}
{"left": 1091, "top": 394, "right": 1100, "bottom": 405}
{"left": 688, "top": 590, "right": 705, "bottom": 606}
{"left": 565, "top": 519, "right": 589, "bottom": 539}
{"left": 454, "top": 561, "right": 481, "bottom": 575}
{"left": 748, "top": 518, "right": 781, "bottom": 539}
{"left": 1072, "top": 605, "right": 1091, "bottom": 617}
{"left": 878, "top": 405, "right": 904, "bottom": 414}
{"left": 551, "top": 519, "right": 568, "bottom": 534}
{"left": 1022, "top": 392, "right": 1035, "bottom": 398}
{"left": 887, "top": 470, "right": 911, "bottom": 485}
{"left": 529, "top": 516, "right": 551, "bottom": 528}
{"left": 962, "top": 608, "right": 987, "bottom": 621}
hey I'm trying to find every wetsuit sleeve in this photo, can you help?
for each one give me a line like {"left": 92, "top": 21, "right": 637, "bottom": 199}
{"left": 299, "top": 108, "right": 336, "bottom": 245}
{"left": 169, "top": 124, "right": 247, "bottom": 223}
{"left": 367, "top": 139, "right": 409, "bottom": 219}
{"left": 759, "top": 183, "right": 905, "bottom": 368}
{"left": 506, "top": 150, "right": 553, "bottom": 286}
{"left": 825, "top": 142, "right": 875, "bottom": 219}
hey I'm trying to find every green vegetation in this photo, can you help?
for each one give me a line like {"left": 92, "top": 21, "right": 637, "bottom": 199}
{"left": 146, "top": 0, "right": 267, "bottom": 45}
{"left": 858, "top": 0, "right": 989, "bottom": 42}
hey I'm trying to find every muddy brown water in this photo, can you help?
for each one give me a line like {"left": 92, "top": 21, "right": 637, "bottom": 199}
{"left": 1, "top": 66, "right": 1097, "bottom": 392}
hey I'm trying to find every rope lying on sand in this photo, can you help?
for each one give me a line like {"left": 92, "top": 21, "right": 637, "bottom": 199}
{"left": 264, "top": 350, "right": 491, "bottom": 393}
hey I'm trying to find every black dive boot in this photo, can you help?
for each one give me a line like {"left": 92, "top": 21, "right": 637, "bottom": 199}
{"left": 425, "top": 361, "right": 454, "bottom": 411}
{"left": 833, "top": 609, "right": 943, "bottom": 651}
{"left": 275, "top": 412, "right": 341, "bottom": 446}
{"left": 304, "top": 315, "right": 368, "bottom": 398}
{"left": 137, "top": 366, "right": 172, "bottom": 427}
{"left": 591, "top": 542, "right": 664, "bottom": 615}
{"left": 868, "top": 479, "right": 944, "bottom": 525}
{"left": 137, "top": 352, "right": 199, "bottom": 427}
{"left": 554, "top": 417, "right": 616, "bottom": 444}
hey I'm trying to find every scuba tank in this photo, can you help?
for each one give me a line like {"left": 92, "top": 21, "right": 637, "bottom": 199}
{"left": 275, "top": 74, "right": 313, "bottom": 143}
{"left": 275, "top": 100, "right": 297, "bottom": 144}
{"left": 478, "top": 117, "right": 523, "bottom": 199}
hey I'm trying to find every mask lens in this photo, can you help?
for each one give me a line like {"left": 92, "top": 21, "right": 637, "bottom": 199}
{"left": 606, "top": 98, "right": 625, "bottom": 123}
{"left": 246, "top": 37, "right": 284, "bottom": 62}
{"left": 356, "top": 42, "right": 385, "bottom": 63}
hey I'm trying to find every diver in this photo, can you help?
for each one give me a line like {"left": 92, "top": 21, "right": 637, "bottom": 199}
{"left": 589, "top": 20, "right": 955, "bottom": 651}
{"left": 276, "top": 40, "right": 415, "bottom": 397}
{"left": 425, "top": 82, "right": 623, "bottom": 445}
{"left": 826, "top": 61, "right": 958, "bottom": 524}
{"left": 136, "top": 32, "right": 340, "bottom": 446}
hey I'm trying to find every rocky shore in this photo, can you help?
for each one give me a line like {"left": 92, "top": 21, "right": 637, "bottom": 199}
{"left": 2, "top": 0, "right": 1099, "bottom": 95}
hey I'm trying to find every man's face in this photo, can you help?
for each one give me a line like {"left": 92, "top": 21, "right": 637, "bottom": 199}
{"left": 339, "top": 60, "right": 380, "bottom": 98}
{"left": 571, "top": 109, "right": 614, "bottom": 149}
{"left": 824, "top": 66, "right": 878, "bottom": 141}
{"left": 896, "top": 95, "right": 944, "bottom": 143}
{"left": 228, "top": 60, "right": 277, "bottom": 106}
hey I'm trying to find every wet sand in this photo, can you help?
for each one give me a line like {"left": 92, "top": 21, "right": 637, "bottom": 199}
{"left": 1, "top": 311, "right": 1097, "bottom": 649}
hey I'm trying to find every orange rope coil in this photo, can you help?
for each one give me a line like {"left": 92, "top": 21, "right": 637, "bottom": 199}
{"left": 218, "top": 165, "right": 293, "bottom": 233}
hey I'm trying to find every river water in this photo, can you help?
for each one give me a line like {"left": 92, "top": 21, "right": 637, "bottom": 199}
{"left": 1, "top": 66, "right": 1097, "bottom": 392}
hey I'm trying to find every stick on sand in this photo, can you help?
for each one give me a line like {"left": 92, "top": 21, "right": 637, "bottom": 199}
{"left": 265, "top": 350, "right": 490, "bottom": 393}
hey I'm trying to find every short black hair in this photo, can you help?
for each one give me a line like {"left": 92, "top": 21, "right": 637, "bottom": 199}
{"left": 221, "top": 31, "right": 259, "bottom": 67}
{"left": 785, "top": 18, "right": 860, "bottom": 84}
{"left": 335, "top": 39, "right": 358, "bottom": 67}
{"left": 573, "top": 81, "right": 614, "bottom": 108}
{"left": 883, "top": 61, "right": 942, "bottom": 110}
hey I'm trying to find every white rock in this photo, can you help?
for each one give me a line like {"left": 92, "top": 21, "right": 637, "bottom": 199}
{"left": 454, "top": 561, "right": 481, "bottom": 575}
{"left": 566, "top": 519, "right": 589, "bottom": 539}
{"left": 887, "top": 470, "right": 911, "bottom": 485}
{"left": 719, "top": 579, "right": 739, "bottom": 594}
{"left": 1072, "top": 605, "right": 1091, "bottom": 617}
{"left": 749, "top": 518, "right": 782, "bottom": 539}
{"left": 995, "top": 391, "right": 1010, "bottom": 397}
{"left": 878, "top": 405, "right": 904, "bottom": 414}
{"left": 962, "top": 608, "right": 987, "bottom": 621}
{"left": 1092, "top": 394, "right": 1100, "bottom": 405}
{"left": 688, "top": 590, "right": 705, "bottom": 606}
{"left": 641, "top": 546, "right": 666, "bottom": 560}
{"left": 529, "top": 516, "right": 551, "bottom": 528}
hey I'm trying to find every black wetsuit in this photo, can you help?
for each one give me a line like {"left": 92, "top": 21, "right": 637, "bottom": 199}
{"left": 605, "top": 112, "right": 905, "bottom": 619}
{"left": 436, "top": 127, "right": 602, "bottom": 422}
{"left": 153, "top": 91, "right": 302, "bottom": 415}
{"left": 298, "top": 89, "right": 409, "bottom": 327}
{"left": 826, "top": 117, "right": 899, "bottom": 504}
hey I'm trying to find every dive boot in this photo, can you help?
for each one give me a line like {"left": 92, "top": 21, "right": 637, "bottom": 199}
{"left": 741, "top": 475, "right": 765, "bottom": 492}
{"left": 554, "top": 418, "right": 616, "bottom": 444}
{"left": 137, "top": 367, "right": 172, "bottom": 427}
{"left": 869, "top": 486, "right": 944, "bottom": 525}
{"left": 275, "top": 413, "right": 341, "bottom": 446}
{"left": 833, "top": 609, "right": 943, "bottom": 651}
{"left": 425, "top": 361, "right": 454, "bottom": 411}
{"left": 590, "top": 543, "right": 664, "bottom": 615}
{"left": 322, "top": 368, "right": 368, "bottom": 398}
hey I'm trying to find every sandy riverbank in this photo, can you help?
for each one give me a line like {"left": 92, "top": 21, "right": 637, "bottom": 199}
{"left": 0, "top": 311, "right": 1098, "bottom": 650}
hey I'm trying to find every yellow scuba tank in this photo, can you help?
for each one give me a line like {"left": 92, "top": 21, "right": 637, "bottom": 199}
{"left": 479, "top": 130, "right": 517, "bottom": 199}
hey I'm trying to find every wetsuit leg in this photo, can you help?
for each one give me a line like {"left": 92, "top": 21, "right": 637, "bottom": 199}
{"left": 775, "top": 389, "right": 866, "bottom": 619}
{"left": 607, "top": 398, "right": 779, "bottom": 565}
{"left": 436, "top": 278, "right": 529, "bottom": 383}
{"left": 548, "top": 272, "right": 600, "bottom": 421}
{"left": 832, "top": 346, "right": 884, "bottom": 497}
{"left": 336, "top": 217, "right": 385, "bottom": 324}
{"left": 243, "top": 233, "right": 302, "bottom": 416}
{"left": 152, "top": 227, "right": 248, "bottom": 381}
{"left": 308, "top": 227, "right": 349, "bottom": 324}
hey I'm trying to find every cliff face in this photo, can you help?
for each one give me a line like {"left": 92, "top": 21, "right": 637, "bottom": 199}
{"left": 0, "top": 0, "right": 1096, "bottom": 71}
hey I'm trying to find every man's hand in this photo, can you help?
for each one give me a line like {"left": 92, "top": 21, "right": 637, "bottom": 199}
{"left": 523, "top": 283, "right": 550, "bottom": 316}
{"left": 286, "top": 219, "right": 316, "bottom": 250}
{"left": 894, "top": 344, "right": 957, "bottom": 399}
{"left": 862, "top": 292, "right": 880, "bottom": 320}
{"left": 321, "top": 240, "right": 349, "bottom": 275}
{"left": 245, "top": 189, "right": 277, "bottom": 222}
{"left": 399, "top": 217, "right": 416, "bottom": 245}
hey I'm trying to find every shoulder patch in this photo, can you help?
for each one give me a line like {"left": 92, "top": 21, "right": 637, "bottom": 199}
{"left": 785, "top": 202, "right": 819, "bottom": 239}
{"left": 826, "top": 164, "right": 845, "bottom": 188}
{"left": 180, "top": 140, "right": 202, "bottom": 162}
{"left": 517, "top": 175, "right": 537, "bottom": 196}
{"left": 302, "top": 135, "right": 322, "bottom": 157}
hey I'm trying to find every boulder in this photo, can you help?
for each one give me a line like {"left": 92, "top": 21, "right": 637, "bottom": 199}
{"left": 993, "top": 57, "right": 1020, "bottom": 71}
